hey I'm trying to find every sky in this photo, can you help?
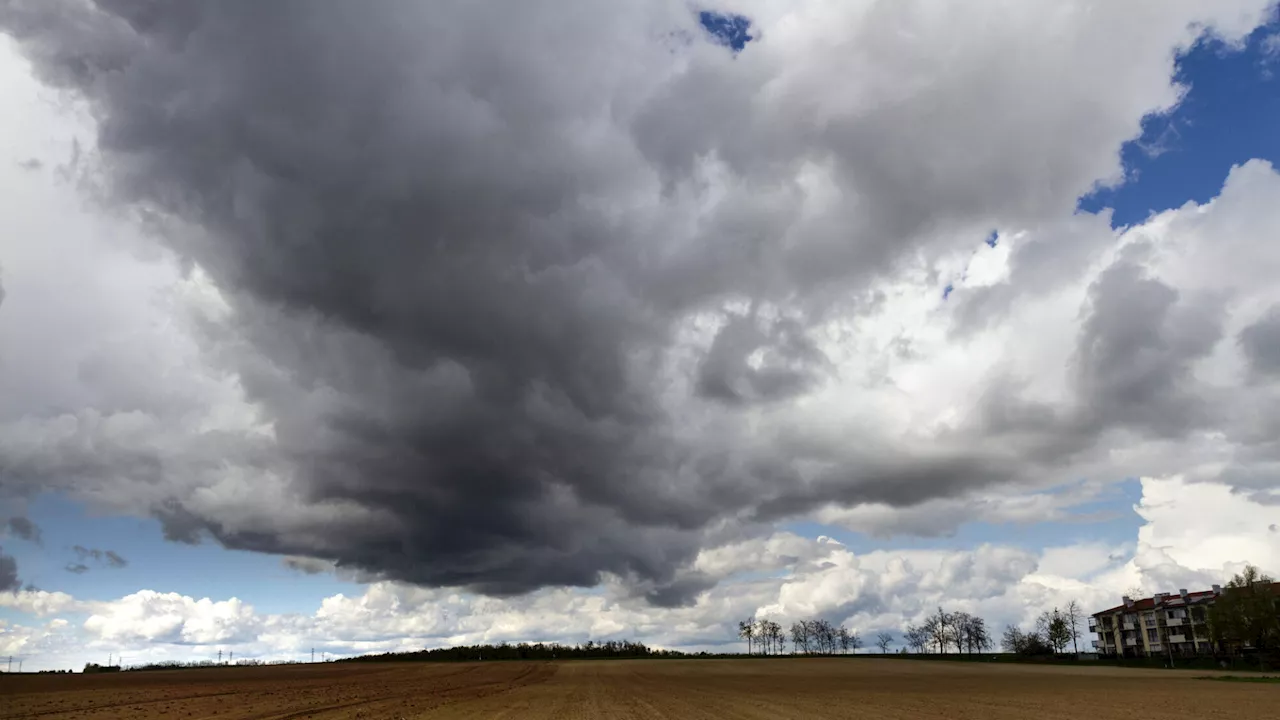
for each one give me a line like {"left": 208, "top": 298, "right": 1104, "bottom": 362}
{"left": 2, "top": 1, "right": 1280, "bottom": 672}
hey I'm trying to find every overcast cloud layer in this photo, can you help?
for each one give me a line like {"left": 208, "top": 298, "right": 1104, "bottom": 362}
{"left": 2, "top": 0, "right": 1280, "bottom": 610}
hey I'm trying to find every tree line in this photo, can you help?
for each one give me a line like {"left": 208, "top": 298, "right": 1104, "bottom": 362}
{"left": 1207, "top": 565, "right": 1278, "bottom": 657}
{"left": 901, "top": 608, "right": 994, "bottom": 654}
{"left": 342, "top": 639, "right": 687, "bottom": 663}
{"left": 1000, "top": 602, "right": 1084, "bottom": 656}
{"left": 738, "top": 617, "right": 865, "bottom": 655}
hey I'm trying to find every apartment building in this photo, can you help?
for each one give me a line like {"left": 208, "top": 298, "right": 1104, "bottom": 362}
{"left": 1090, "top": 587, "right": 1218, "bottom": 657}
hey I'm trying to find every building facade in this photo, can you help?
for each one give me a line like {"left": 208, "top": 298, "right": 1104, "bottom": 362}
{"left": 1091, "top": 587, "right": 1218, "bottom": 657}
{"left": 1091, "top": 583, "right": 1279, "bottom": 657}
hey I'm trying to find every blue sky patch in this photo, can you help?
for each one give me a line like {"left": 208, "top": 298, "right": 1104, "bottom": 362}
{"left": 699, "top": 11, "right": 753, "bottom": 51}
{"left": 10, "top": 494, "right": 362, "bottom": 612}
{"left": 1079, "top": 14, "right": 1280, "bottom": 227}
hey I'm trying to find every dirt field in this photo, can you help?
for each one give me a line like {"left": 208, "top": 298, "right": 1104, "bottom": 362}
{"left": 1, "top": 659, "right": 1275, "bottom": 719}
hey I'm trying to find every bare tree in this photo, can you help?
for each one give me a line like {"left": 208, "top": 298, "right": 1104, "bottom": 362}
{"left": 812, "top": 619, "right": 835, "bottom": 654}
{"left": 739, "top": 618, "right": 755, "bottom": 655}
{"left": 903, "top": 624, "right": 929, "bottom": 653}
{"left": 1064, "top": 600, "right": 1083, "bottom": 655}
{"left": 1037, "top": 608, "right": 1071, "bottom": 654}
{"left": 1002, "top": 624, "right": 1025, "bottom": 653}
{"left": 767, "top": 620, "right": 783, "bottom": 655}
{"left": 964, "top": 615, "right": 991, "bottom": 654}
{"left": 926, "top": 607, "right": 952, "bottom": 654}
{"left": 950, "top": 611, "right": 970, "bottom": 654}
{"left": 790, "top": 621, "right": 807, "bottom": 654}
{"left": 875, "top": 631, "right": 893, "bottom": 654}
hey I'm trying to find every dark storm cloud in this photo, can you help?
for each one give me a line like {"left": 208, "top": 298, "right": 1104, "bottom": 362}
{"left": 6, "top": 516, "right": 41, "bottom": 544}
{"left": 2, "top": 0, "right": 1268, "bottom": 602}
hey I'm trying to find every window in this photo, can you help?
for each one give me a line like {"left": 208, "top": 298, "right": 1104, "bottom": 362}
{"left": 1146, "top": 628, "right": 1158, "bottom": 643}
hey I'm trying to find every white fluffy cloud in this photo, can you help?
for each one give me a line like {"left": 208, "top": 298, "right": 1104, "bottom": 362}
{"left": 4, "top": 475, "right": 1277, "bottom": 671}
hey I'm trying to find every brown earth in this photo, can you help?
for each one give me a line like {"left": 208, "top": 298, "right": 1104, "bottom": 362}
{"left": 1, "top": 659, "right": 1274, "bottom": 719}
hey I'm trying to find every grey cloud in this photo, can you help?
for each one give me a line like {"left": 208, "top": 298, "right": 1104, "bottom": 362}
{"left": 6, "top": 516, "right": 41, "bottom": 544}
{"left": 951, "top": 212, "right": 1116, "bottom": 336}
{"left": 697, "top": 312, "right": 828, "bottom": 405}
{"left": 0, "top": 545, "right": 20, "bottom": 591}
{"left": 1, "top": 0, "right": 1273, "bottom": 603}
{"left": 71, "top": 545, "right": 129, "bottom": 569}
{"left": 1238, "top": 305, "right": 1280, "bottom": 378}
{"left": 282, "top": 557, "right": 331, "bottom": 576}
{"left": 64, "top": 562, "right": 89, "bottom": 574}
{"left": 1074, "top": 255, "right": 1225, "bottom": 437}
{"left": 16, "top": 157, "right": 42, "bottom": 170}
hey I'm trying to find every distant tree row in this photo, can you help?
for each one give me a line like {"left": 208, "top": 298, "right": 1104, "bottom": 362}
{"left": 342, "top": 639, "right": 685, "bottom": 663}
{"left": 1001, "top": 602, "right": 1083, "bottom": 655}
{"left": 123, "top": 658, "right": 294, "bottom": 672}
{"left": 737, "top": 617, "right": 863, "bottom": 655}
{"left": 902, "top": 608, "right": 994, "bottom": 654}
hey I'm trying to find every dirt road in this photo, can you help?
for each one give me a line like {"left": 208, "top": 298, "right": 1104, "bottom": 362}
{"left": 2, "top": 659, "right": 1274, "bottom": 719}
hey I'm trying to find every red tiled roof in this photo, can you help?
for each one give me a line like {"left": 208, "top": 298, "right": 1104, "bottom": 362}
{"left": 1091, "top": 583, "right": 1278, "bottom": 617}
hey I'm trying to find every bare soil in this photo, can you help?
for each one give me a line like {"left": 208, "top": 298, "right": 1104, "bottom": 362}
{"left": 2, "top": 658, "right": 1274, "bottom": 719}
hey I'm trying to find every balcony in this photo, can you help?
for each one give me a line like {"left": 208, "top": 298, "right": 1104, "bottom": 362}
{"left": 1168, "top": 634, "right": 1187, "bottom": 643}
{"left": 1122, "top": 621, "right": 1137, "bottom": 630}
{"left": 1123, "top": 638, "right": 1138, "bottom": 647}
{"left": 1166, "top": 617, "right": 1185, "bottom": 627}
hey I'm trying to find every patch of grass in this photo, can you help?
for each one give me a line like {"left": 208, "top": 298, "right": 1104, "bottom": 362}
{"left": 1195, "top": 675, "right": 1280, "bottom": 684}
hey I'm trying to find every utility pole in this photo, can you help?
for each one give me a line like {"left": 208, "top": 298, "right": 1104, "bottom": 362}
{"left": 108, "top": 653, "right": 112, "bottom": 667}
{"left": 218, "top": 649, "right": 222, "bottom": 664}
{"left": 7, "top": 655, "right": 11, "bottom": 672}
{"left": 311, "top": 648, "right": 314, "bottom": 664}
{"left": 17, "top": 660, "right": 21, "bottom": 673}
{"left": 229, "top": 651, "right": 233, "bottom": 664}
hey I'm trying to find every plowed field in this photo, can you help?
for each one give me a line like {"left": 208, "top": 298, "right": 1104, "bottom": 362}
{"left": 2, "top": 659, "right": 1274, "bottom": 719}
